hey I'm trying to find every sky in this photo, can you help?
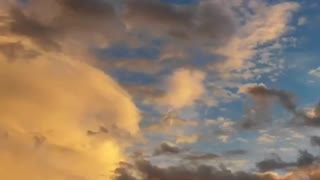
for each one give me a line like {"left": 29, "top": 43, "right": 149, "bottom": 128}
{"left": 1, "top": 0, "right": 320, "bottom": 179}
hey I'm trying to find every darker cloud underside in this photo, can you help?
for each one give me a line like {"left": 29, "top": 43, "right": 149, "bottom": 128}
{"left": 58, "top": 0, "right": 115, "bottom": 17}
{"left": 153, "top": 142, "right": 181, "bottom": 156}
{"left": 256, "top": 150, "right": 318, "bottom": 172}
{"left": 9, "top": 8, "right": 60, "bottom": 50}
{"left": 115, "top": 137, "right": 320, "bottom": 180}
{"left": 115, "top": 159, "right": 276, "bottom": 180}
{"left": 244, "top": 85, "right": 296, "bottom": 113}
{"left": 125, "top": 0, "right": 235, "bottom": 42}
{"left": 311, "top": 136, "right": 320, "bottom": 147}
{"left": 0, "top": 42, "right": 39, "bottom": 60}
{"left": 7, "top": 0, "right": 235, "bottom": 52}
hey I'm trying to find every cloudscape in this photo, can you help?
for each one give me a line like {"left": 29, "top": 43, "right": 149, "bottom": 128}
{"left": 1, "top": 0, "right": 320, "bottom": 179}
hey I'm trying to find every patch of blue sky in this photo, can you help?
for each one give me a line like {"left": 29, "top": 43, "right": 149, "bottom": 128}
{"left": 160, "top": 0, "right": 198, "bottom": 5}
{"left": 138, "top": 107, "right": 164, "bottom": 128}
{"left": 96, "top": 42, "right": 161, "bottom": 60}
{"left": 16, "top": 0, "right": 30, "bottom": 5}
{"left": 190, "top": 50, "right": 222, "bottom": 68}
{"left": 272, "top": 50, "right": 320, "bottom": 105}
{"left": 205, "top": 100, "right": 244, "bottom": 121}
{"left": 110, "top": 70, "right": 159, "bottom": 85}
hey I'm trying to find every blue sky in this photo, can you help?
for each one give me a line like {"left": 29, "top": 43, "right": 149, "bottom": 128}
{"left": 1, "top": 0, "right": 320, "bottom": 179}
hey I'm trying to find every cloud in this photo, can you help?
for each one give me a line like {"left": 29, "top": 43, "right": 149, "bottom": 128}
{"left": 115, "top": 158, "right": 320, "bottom": 180}
{"left": 6, "top": 0, "right": 123, "bottom": 52}
{"left": 256, "top": 153, "right": 294, "bottom": 172}
{"left": 124, "top": 0, "right": 235, "bottom": 43}
{"left": 213, "top": 1, "right": 299, "bottom": 72}
{"left": 9, "top": 7, "right": 61, "bottom": 50}
{"left": 238, "top": 83, "right": 310, "bottom": 129}
{"left": 184, "top": 153, "right": 220, "bottom": 161}
{"left": 58, "top": 0, "right": 115, "bottom": 17}
{"left": 153, "top": 142, "right": 181, "bottom": 156}
{"left": 305, "top": 103, "right": 320, "bottom": 119}
{"left": 175, "top": 134, "right": 198, "bottom": 144}
{"left": 257, "top": 134, "right": 276, "bottom": 144}
{"left": 240, "top": 84, "right": 320, "bottom": 127}
{"left": 157, "top": 68, "right": 206, "bottom": 109}
{"left": 0, "top": 41, "right": 39, "bottom": 61}
{"left": 309, "top": 67, "right": 320, "bottom": 78}
{"left": 241, "top": 84, "right": 296, "bottom": 112}
{"left": 256, "top": 150, "right": 318, "bottom": 172}
{"left": 222, "top": 150, "right": 248, "bottom": 156}
{"left": 310, "top": 136, "right": 320, "bottom": 147}
{"left": 144, "top": 112, "right": 198, "bottom": 134}
{"left": 0, "top": 52, "right": 141, "bottom": 179}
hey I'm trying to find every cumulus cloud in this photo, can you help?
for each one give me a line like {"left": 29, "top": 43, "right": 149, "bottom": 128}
{"left": 157, "top": 68, "right": 206, "bottom": 109}
{"left": 0, "top": 1, "right": 142, "bottom": 179}
{"left": 0, "top": 52, "right": 141, "bottom": 179}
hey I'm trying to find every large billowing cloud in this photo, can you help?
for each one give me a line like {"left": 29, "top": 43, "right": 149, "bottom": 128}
{"left": 0, "top": 51, "right": 141, "bottom": 179}
{"left": 0, "top": 1, "right": 141, "bottom": 179}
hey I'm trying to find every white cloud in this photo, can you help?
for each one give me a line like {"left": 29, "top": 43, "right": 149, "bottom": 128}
{"left": 309, "top": 67, "right": 320, "bottom": 78}
{"left": 175, "top": 134, "right": 199, "bottom": 144}
{"left": 213, "top": 1, "right": 299, "bottom": 73}
{"left": 257, "top": 134, "right": 276, "bottom": 144}
{"left": 157, "top": 68, "right": 206, "bottom": 109}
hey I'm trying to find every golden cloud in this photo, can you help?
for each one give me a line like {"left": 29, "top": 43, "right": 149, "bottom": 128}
{"left": 0, "top": 33, "right": 140, "bottom": 180}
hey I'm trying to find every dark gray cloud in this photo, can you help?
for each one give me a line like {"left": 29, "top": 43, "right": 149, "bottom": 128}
{"left": 7, "top": 0, "right": 122, "bottom": 51}
{"left": 256, "top": 150, "right": 318, "bottom": 172}
{"left": 9, "top": 8, "right": 60, "bottom": 50}
{"left": 244, "top": 85, "right": 296, "bottom": 113}
{"left": 57, "top": 0, "right": 115, "bottom": 18}
{"left": 7, "top": 0, "right": 236, "bottom": 53}
{"left": 242, "top": 85, "right": 320, "bottom": 128}
{"left": 311, "top": 136, "right": 320, "bottom": 147}
{"left": 114, "top": 159, "right": 273, "bottom": 180}
{"left": 184, "top": 153, "right": 220, "bottom": 161}
{"left": 153, "top": 142, "right": 181, "bottom": 156}
{"left": 297, "top": 150, "right": 316, "bottom": 167}
{"left": 222, "top": 149, "right": 248, "bottom": 156}
{"left": 256, "top": 154, "right": 295, "bottom": 172}
{"left": 125, "top": 0, "right": 235, "bottom": 43}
